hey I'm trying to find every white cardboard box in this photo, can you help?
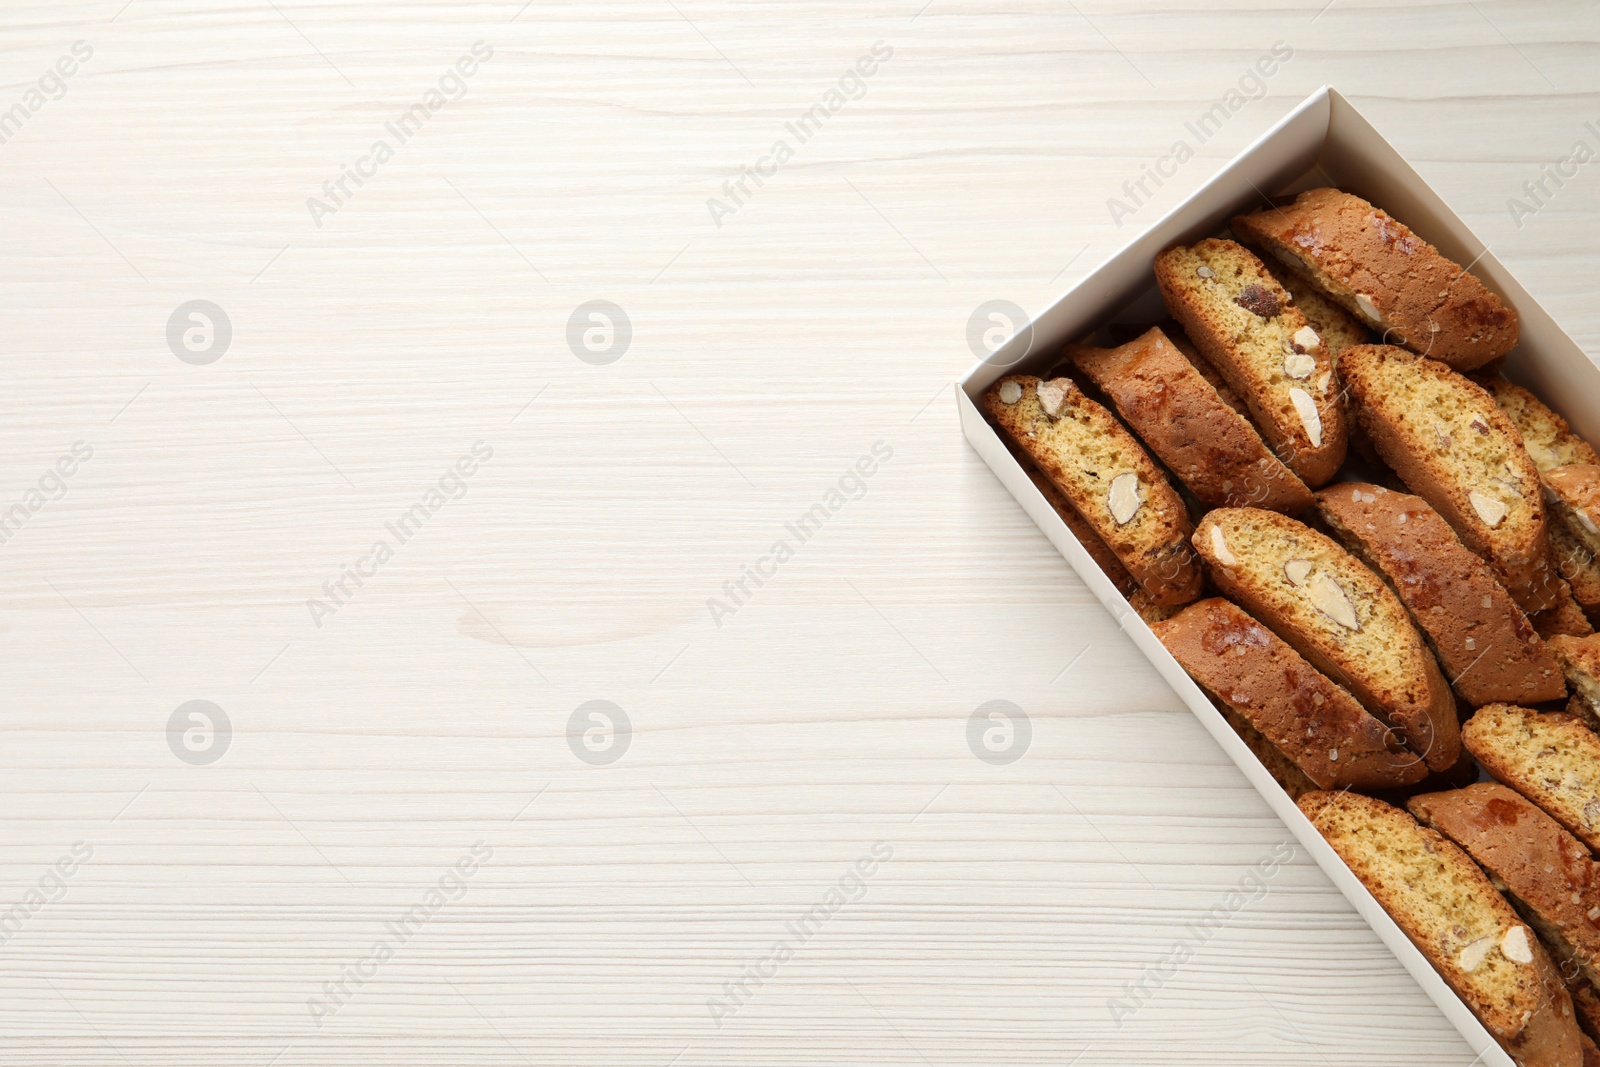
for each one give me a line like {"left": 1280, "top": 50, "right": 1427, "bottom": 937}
{"left": 956, "top": 86, "right": 1599, "bottom": 1066}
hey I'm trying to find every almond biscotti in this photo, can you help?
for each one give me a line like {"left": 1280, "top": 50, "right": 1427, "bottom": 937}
{"left": 1154, "top": 239, "right": 1347, "bottom": 487}
{"left": 1482, "top": 381, "right": 1600, "bottom": 617}
{"left": 1067, "top": 327, "right": 1314, "bottom": 513}
{"left": 1316, "top": 482, "right": 1566, "bottom": 707}
{"left": 1259, "top": 256, "right": 1371, "bottom": 356}
{"left": 1300, "top": 790, "right": 1582, "bottom": 1067}
{"left": 1160, "top": 321, "right": 1254, "bottom": 420}
{"left": 1553, "top": 522, "right": 1600, "bottom": 620}
{"left": 1463, "top": 704, "right": 1600, "bottom": 853}
{"left": 1410, "top": 783, "right": 1600, "bottom": 993}
{"left": 1153, "top": 598, "right": 1424, "bottom": 791}
{"left": 1340, "top": 345, "right": 1558, "bottom": 611}
{"left": 1549, "top": 635, "right": 1600, "bottom": 734}
{"left": 1535, "top": 582, "right": 1598, "bottom": 640}
{"left": 1484, "top": 378, "right": 1600, "bottom": 473}
{"left": 984, "top": 375, "right": 1201, "bottom": 606}
{"left": 1233, "top": 188, "right": 1519, "bottom": 370}
{"left": 1018, "top": 461, "right": 1137, "bottom": 598}
{"left": 1545, "top": 466, "right": 1600, "bottom": 557}
{"left": 1193, "top": 507, "right": 1460, "bottom": 770}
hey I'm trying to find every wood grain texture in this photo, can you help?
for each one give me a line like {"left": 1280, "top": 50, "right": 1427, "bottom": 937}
{"left": 0, "top": 0, "right": 1596, "bottom": 1062}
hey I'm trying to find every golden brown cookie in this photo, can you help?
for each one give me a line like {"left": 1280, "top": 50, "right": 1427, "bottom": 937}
{"left": 1463, "top": 704, "right": 1600, "bottom": 853}
{"left": 1316, "top": 482, "right": 1565, "bottom": 707}
{"left": 1153, "top": 598, "right": 1424, "bottom": 791}
{"left": 985, "top": 375, "right": 1201, "bottom": 605}
{"left": 1233, "top": 188, "right": 1518, "bottom": 371}
{"left": 1154, "top": 239, "right": 1347, "bottom": 487}
{"left": 1193, "top": 507, "right": 1460, "bottom": 770}
{"left": 1067, "top": 326, "right": 1314, "bottom": 513}
{"left": 1300, "top": 790, "right": 1580, "bottom": 1067}
{"left": 1339, "top": 345, "right": 1557, "bottom": 612}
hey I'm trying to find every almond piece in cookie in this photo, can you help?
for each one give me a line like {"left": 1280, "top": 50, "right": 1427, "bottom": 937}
{"left": 1233, "top": 188, "right": 1519, "bottom": 371}
{"left": 1014, "top": 455, "right": 1137, "bottom": 598}
{"left": 1339, "top": 345, "right": 1557, "bottom": 612}
{"left": 1300, "top": 790, "right": 1581, "bottom": 1067}
{"left": 1066, "top": 326, "right": 1314, "bottom": 513}
{"left": 1154, "top": 239, "right": 1347, "bottom": 487}
{"left": 1193, "top": 507, "right": 1460, "bottom": 770}
{"left": 984, "top": 375, "right": 1201, "bottom": 606}
{"left": 1153, "top": 598, "right": 1424, "bottom": 791}
{"left": 1463, "top": 703, "right": 1600, "bottom": 853}
{"left": 1410, "top": 782, "right": 1600, "bottom": 996}
{"left": 1316, "top": 482, "right": 1565, "bottom": 707}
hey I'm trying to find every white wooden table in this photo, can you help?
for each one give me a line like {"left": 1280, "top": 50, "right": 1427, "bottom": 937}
{"left": 2, "top": 1, "right": 1596, "bottom": 1062}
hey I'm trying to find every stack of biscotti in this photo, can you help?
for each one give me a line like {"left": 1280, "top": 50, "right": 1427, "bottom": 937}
{"left": 1316, "top": 482, "right": 1565, "bottom": 708}
{"left": 1302, "top": 790, "right": 1582, "bottom": 1066}
{"left": 977, "top": 183, "right": 1600, "bottom": 1060}
{"left": 983, "top": 374, "right": 1201, "bottom": 606}
{"left": 1067, "top": 326, "right": 1314, "bottom": 513}
{"left": 1155, "top": 238, "right": 1347, "bottom": 487}
{"left": 1152, "top": 598, "right": 1425, "bottom": 794}
{"left": 1233, "top": 188, "right": 1519, "bottom": 370}
{"left": 1192, "top": 507, "right": 1459, "bottom": 770}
